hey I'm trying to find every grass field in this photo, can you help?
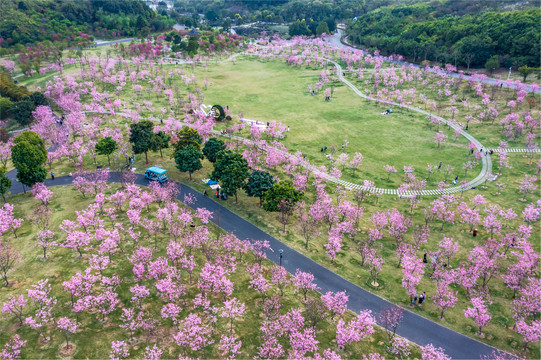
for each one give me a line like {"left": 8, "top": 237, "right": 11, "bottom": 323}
{"left": 0, "top": 186, "right": 420, "bottom": 359}
{"left": 10, "top": 52, "right": 541, "bottom": 357}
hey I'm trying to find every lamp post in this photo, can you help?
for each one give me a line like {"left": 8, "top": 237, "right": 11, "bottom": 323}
{"left": 279, "top": 249, "right": 284, "bottom": 267}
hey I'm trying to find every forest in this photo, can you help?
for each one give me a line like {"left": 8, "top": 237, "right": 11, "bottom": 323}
{"left": 0, "top": 0, "right": 174, "bottom": 51}
{"left": 346, "top": 1, "right": 541, "bottom": 69}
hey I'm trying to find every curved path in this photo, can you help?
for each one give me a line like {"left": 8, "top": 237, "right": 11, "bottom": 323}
{"left": 5, "top": 172, "right": 501, "bottom": 359}
{"left": 324, "top": 58, "right": 494, "bottom": 196}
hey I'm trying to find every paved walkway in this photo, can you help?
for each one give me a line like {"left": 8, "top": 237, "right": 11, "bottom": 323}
{"left": 5, "top": 172, "right": 501, "bottom": 359}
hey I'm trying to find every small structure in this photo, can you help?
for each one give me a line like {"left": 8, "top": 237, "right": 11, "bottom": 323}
{"left": 144, "top": 167, "right": 169, "bottom": 183}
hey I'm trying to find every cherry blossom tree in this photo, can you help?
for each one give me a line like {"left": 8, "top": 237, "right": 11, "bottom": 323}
{"left": 420, "top": 343, "right": 451, "bottom": 360}
{"left": 2, "top": 295, "right": 27, "bottom": 326}
{"left": 0, "top": 242, "right": 21, "bottom": 286}
{"left": 57, "top": 317, "right": 77, "bottom": 347}
{"left": 292, "top": 269, "right": 319, "bottom": 301}
{"left": 432, "top": 284, "right": 458, "bottom": 320}
{"left": 464, "top": 297, "right": 492, "bottom": 336}
{"left": 336, "top": 311, "right": 375, "bottom": 349}
{"left": 219, "top": 334, "right": 242, "bottom": 359}
{"left": 401, "top": 254, "right": 425, "bottom": 305}
{"left": 0, "top": 334, "right": 27, "bottom": 360}
{"left": 220, "top": 298, "right": 246, "bottom": 335}
{"left": 321, "top": 291, "right": 348, "bottom": 320}
{"left": 434, "top": 131, "right": 448, "bottom": 148}
{"left": 378, "top": 304, "right": 404, "bottom": 344}
{"left": 388, "top": 336, "right": 411, "bottom": 359}
{"left": 519, "top": 175, "right": 538, "bottom": 200}
{"left": 110, "top": 340, "right": 130, "bottom": 360}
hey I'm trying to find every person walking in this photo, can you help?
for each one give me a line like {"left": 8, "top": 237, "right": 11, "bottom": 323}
{"left": 473, "top": 228, "right": 478, "bottom": 237}
{"left": 438, "top": 161, "right": 442, "bottom": 170}
{"left": 204, "top": 189, "right": 208, "bottom": 196}
{"left": 51, "top": 172, "right": 55, "bottom": 180}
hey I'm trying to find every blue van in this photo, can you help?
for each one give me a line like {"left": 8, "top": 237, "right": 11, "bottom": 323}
{"left": 144, "top": 167, "right": 169, "bottom": 183}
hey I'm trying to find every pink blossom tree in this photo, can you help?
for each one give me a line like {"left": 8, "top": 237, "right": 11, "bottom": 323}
{"left": 464, "top": 297, "right": 492, "bottom": 336}
{"left": 336, "top": 311, "right": 375, "bottom": 349}
{"left": 432, "top": 284, "right": 458, "bottom": 320}
{"left": 420, "top": 343, "right": 451, "bottom": 360}
{"left": 0, "top": 242, "right": 21, "bottom": 286}
{"left": 292, "top": 269, "right": 319, "bottom": 301}
{"left": 321, "top": 291, "right": 348, "bottom": 320}
{"left": 57, "top": 317, "right": 77, "bottom": 348}
{"left": 379, "top": 305, "right": 404, "bottom": 343}
{"left": 0, "top": 334, "right": 27, "bottom": 360}
{"left": 110, "top": 340, "right": 130, "bottom": 360}
{"left": 401, "top": 254, "right": 425, "bottom": 305}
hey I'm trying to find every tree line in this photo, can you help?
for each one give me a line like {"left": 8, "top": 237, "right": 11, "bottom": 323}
{"left": 347, "top": 2, "right": 541, "bottom": 69}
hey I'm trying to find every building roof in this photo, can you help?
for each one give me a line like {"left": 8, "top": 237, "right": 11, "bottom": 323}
{"left": 146, "top": 167, "right": 168, "bottom": 174}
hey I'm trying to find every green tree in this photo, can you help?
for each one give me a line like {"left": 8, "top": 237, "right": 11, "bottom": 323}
{"left": 25, "top": 92, "right": 48, "bottom": 107}
{"left": 16, "top": 165, "right": 46, "bottom": 190}
{"left": 0, "top": 97, "right": 13, "bottom": 120}
{"left": 316, "top": 21, "right": 330, "bottom": 36}
{"left": 0, "top": 166, "right": 12, "bottom": 203}
{"left": 129, "top": 120, "right": 154, "bottom": 164}
{"left": 11, "top": 131, "right": 47, "bottom": 192}
{"left": 485, "top": 56, "right": 500, "bottom": 75}
{"left": 95, "top": 137, "right": 117, "bottom": 166}
{"left": 135, "top": 15, "right": 148, "bottom": 29}
{"left": 186, "top": 37, "right": 199, "bottom": 55}
{"left": 262, "top": 180, "right": 303, "bottom": 212}
{"left": 202, "top": 137, "right": 226, "bottom": 163}
{"left": 10, "top": 99, "right": 35, "bottom": 126}
{"left": 244, "top": 169, "right": 275, "bottom": 206}
{"left": 13, "top": 131, "right": 47, "bottom": 161}
{"left": 222, "top": 18, "right": 231, "bottom": 33}
{"left": 211, "top": 150, "right": 242, "bottom": 181}
{"left": 289, "top": 20, "right": 310, "bottom": 37}
{"left": 262, "top": 180, "right": 303, "bottom": 232}
{"left": 324, "top": 17, "right": 336, "bottom": 32}
{"left": 518, "top": 65, "right": 536, "bottom": 82}
{"left": 211, "top": 150, "right": 249, "bottom": 203}
{"left": 174, "top": 145, "right": 203, "bottom": 181}
{"left": 174, "top": 127, "right": 202, "bottom": 152}
{"left": 219, "top": 160, "right": 249, "bottom": 204}
{"left": 150, "top": 131, "right": 170, "bottom": 158}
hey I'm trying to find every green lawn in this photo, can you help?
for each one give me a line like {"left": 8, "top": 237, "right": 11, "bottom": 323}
{"left": 11, "top": 51, "right": 541, "bottom": 358}
{"left": 0, "top": 186, "right": 420, "bottom": 359}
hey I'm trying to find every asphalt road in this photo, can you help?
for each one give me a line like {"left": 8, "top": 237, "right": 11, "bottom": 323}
{"left": 6, "top": 171, "right": 502, "bottom": 359}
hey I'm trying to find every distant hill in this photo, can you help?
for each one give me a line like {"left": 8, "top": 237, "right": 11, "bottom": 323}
{"left": 346, "top": 0, "right": 541, "bottom": 68}
{"left": 0, "top": 0, "right": 174, "bottom": 50}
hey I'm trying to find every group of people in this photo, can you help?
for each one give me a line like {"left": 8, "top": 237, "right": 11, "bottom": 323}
{"left": 413, "top": 292, "right": 426, "bottom": 306}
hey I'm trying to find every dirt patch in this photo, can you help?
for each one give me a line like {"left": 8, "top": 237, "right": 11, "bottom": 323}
{"left": 59, "top": 342, "right": 76, "bottom": 358}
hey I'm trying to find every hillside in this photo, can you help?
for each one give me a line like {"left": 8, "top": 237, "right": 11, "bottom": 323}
{"left": 0, "top": 0, "right": 174, "bottom": 51}
{"left": 346, "top": 0, "right": 541, "bottom": 69}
